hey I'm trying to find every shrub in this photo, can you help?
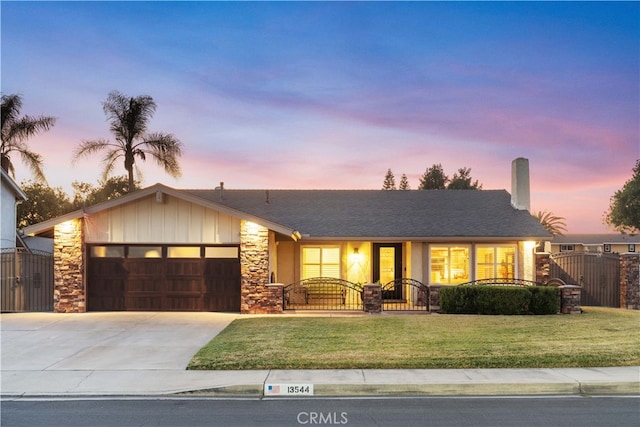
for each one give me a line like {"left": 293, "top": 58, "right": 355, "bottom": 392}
{"left": 440, "top": 285, "right": 542, "bottom": 315}
{"left": 529, "top": 286, "right": 560, "bottom": 315}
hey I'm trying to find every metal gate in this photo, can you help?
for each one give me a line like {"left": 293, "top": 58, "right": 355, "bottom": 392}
{"left": 381, "top": 278, "right": 429, "bottom": 311}
{"left": 549, "top": 252, "right": 620, "bottom": 307}
{"left": 1, "top": 248, "right": 53, "bottom": 312}
{"left": 284, "top": 277, "right": 364, "bottom": 310}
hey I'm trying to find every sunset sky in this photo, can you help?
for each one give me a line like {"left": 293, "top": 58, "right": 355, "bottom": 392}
{"left": 2, "top": 1, "right": 638, "bottom": 233}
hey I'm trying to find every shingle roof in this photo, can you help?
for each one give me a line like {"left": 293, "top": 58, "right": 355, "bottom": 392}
{"left": 552, "top": 234, "right": 640, "bottom": 245}
{"left": 187, "top": 189, "right": 551, "bottom": 240}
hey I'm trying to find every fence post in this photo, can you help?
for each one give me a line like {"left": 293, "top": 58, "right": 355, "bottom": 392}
{"left": 559, "top": 285, "right": 582, "bottom": 314}
{"left": 428, "top": 284, "right": 444, "bottom": 313}
{"left": 362, "top": 284, "right": 382, "bottom": 313}
{"left": 620, "top": 254, "right": 640, "bottom": 310}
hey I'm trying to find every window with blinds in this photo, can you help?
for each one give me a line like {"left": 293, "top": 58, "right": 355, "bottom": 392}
{"left": 302, "top": 247, "right": 341, "bottom": 279}
{"left": 476, "top": 245, "right": 516, "bottom": 279}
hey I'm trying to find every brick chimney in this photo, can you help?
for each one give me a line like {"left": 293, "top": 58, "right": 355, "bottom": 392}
{"left": 511, "top": 157, "right": 530, "bottom": 211}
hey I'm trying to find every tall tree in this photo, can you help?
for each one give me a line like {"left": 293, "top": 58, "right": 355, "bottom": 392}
{"left": 399, "top": 173, "right": 410, "bottom": 190}
{"left": 73, "top": 91, "right": 183, "bottom": 192}
{"left": 382, "top": 168, "right": 396, "bottom": 190}
{"left": 418, "top": 164, "right": 448, "bottom": 190}
{"left": 533, "top": 210, "right": 567, "bottom": 237}
{"left": 447, "top": 167, "right": 482, "bottom": 190}
{"left": 1, "top": 94, "right": 56, "bottom": 182}
{"left": 72, "top": 175, "right": 138, "bottom": 208}
{"left": 17, "top": 180, "right": 73, "bottom": 228}
{"left": 605, "top": 159, "right": 640, "bottom": 234}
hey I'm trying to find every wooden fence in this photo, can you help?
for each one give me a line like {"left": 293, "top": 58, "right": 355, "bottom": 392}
{"left": 1, "top": 248, "right": 53, "bottom": 312}
{"left": 549, "top": 252, "right": 620, "bottom": 307}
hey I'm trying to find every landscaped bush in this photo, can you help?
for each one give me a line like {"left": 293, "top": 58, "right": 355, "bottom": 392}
{"left": 440, "top": 285, "right": 559, "bottom": 315}
{"left": 529, "top": 286, "right": 561, "bottom": 314}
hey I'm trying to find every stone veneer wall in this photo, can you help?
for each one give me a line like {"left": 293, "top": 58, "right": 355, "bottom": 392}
{"left": 240, "top": 221, "right": 280, "bottom": 313}
{"left": 53, "top": 219, "right": 85, "bottom": 313}
{"left": 620, "top": 254, "right": 640, "bottom": 310}
{"left": 535, "top": 253, "right": 550, "bottom": 284}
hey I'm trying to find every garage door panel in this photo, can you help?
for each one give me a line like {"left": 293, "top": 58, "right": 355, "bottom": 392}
{"left": 88, "top": 245, "right": 240, "bottom": 312}
{"left": 125, "top": 295, "right": 163, "bottom": 311}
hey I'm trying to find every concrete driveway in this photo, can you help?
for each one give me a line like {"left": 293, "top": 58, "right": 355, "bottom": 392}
{"left": 1, "top": 312, "right": 237, "bottom": 371}
{"left": 0, "top": 311, "right": 250, "bottom": 395}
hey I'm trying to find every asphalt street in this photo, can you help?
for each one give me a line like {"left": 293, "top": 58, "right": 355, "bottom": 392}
{"left": 2, "top": 396, "right": 640, "bottom": 427}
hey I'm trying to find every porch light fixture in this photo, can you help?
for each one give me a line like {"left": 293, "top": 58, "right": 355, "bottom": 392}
{"left": 353, "top": 248, "right": 359, "bottom": 255}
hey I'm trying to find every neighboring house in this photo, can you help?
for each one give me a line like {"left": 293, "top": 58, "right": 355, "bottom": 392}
{"left": 549, "top": 234, "right": 640, "bottom": 255}
{"left": 22, "top": 158, "right": 551, "bottom": 314}
{"left": 1, "top": 168, "right": 27, "bottom": 249}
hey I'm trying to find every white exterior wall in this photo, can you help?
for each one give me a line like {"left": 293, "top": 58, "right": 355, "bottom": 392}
{"left": 1, "top": 180, "right": 17, "bottom": 248}
{"left": 85, "top": 194, "right": 241, "bottom": 244}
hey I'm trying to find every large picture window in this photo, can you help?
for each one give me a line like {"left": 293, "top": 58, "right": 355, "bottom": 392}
{"left": 430, "top": 246, "right": 470, "bottom": 284}
{"left": 302, "top": 247, "right": 340, "bottom": 279}
{"left": 476, "top": 245, "right": 516, "bottom": 279}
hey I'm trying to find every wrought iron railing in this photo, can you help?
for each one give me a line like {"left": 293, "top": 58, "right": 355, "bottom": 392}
{"left": 284, "top": 277, "right": 364, "bottom": 310}
{"left": 380, "top": 278, "right": 428, "bottom": 311}
{"left": 457, "top": 278, "right": 544, "bottom": 287}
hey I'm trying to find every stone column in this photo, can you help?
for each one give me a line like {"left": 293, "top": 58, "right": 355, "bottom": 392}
{"left": 53, "top": 218, "right": 85, "bottom": 313}
{"left": 428, "top": 284, "right": 445, "bottom": 313}
{"left": 362, "top": 284, "right": 382, "bottom": 313}
{"left": 559, "top": 285, "right": 582, "bottom": 314}
{"left": 240, "top": 220, "right": 271, "bottom": 314}
{"left": 620, "top": 254, "right": 640, "bottom": 310}
{"left": 535, "top": 253, "right": 550, "bottom": 284}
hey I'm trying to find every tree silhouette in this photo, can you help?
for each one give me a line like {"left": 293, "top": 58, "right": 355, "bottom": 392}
{"left": 605, "top": 159, "right": 640, "bottom": 234}
{"left": 382, "top": 168, "right": 396, "bottom": 190}
{"left": 534, "top": 210, "right": 567, "bottom": 237}
{"left": 418, "top": 164, "right": 448, "bottom": 190}
{"left": 1, "top": 94, "right": 55, "bottom": 182}
{"left": 73, "top": 91, "right": 183, "bottom": 192}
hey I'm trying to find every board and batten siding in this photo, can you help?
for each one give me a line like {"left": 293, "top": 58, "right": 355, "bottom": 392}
{"left": 84, "top": 194, "right": 241, "bottom": 244}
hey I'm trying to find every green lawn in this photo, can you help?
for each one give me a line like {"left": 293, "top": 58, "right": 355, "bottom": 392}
{"left": 187, "top": 307, "right": 640, "bottom": 370}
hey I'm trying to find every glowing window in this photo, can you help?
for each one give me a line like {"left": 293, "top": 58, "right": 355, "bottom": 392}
{"left": 476, "top": 246, "right": 516, "bottom": 279}
{"left": 302, "top": 247, "right": 340, "bottom": 279}
{"left": 168, "top": 246, "right": 201, "bottom": 258}
{"left": 128, "top": 246, "right": 162, "bottom": 258}
{"left": 205, "top": 247, "right": 239, "bottom": 258}
{"left": 90, "top": 246, "right": 124, "bottom": 258}
{"left": 430, "top": 246, "right": 469, "bottom": 284}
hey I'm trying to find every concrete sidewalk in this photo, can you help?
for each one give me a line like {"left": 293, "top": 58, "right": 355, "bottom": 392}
{"left": 1, "top": 312, "right": 639, "bottom": 398}
{"left": 2, "top": 366, "right": 639, "bottom": 397}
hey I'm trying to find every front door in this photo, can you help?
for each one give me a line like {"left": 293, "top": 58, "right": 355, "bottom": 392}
{"left": 373, "top": 243, "right": 403, "bottom": 300}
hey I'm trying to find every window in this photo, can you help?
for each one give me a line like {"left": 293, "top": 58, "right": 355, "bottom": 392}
{"left": 302, "top": 247, "right": 340, "bottom": 279}
{"left": 476, "top": 246, "right": 516, "bottom": 280}
{"left": 205, "top": 246, "right": 239, "bottom": 258}
{"left": 560, "top": 245, "right": 575, "bottom": 252}
{"left": 629, "top": 244, "right": 636, "bottom": 253}
{"left": 167, "top": 246, "right": 201, "bottom": 258}
{"left": 603, "top": 244, "right": 611, "bottom": 253}
{"left": 128, "top": 246, "right": 162, "bottom": 258}
{"left": 90, "top": 246, "right": 124, "bottom": 258}
{"left": 430, "top": 246, "right": 469, "bottom": 284}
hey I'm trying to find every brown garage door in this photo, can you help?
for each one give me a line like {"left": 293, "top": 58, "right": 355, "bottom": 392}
{"left": 87, "top": 245, "right": 241, "bottom": 312}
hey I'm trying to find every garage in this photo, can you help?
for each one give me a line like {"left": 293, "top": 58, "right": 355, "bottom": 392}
{"left": 87, "top": 244, "right": 241, "bottom": 312}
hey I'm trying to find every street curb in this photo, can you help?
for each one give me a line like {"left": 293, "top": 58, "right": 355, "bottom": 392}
{"left": 178, "top": 381, "right": 640, "bottom": 398}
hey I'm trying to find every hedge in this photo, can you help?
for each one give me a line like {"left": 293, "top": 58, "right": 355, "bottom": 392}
{"left": 440, "top": 285, "right": 560, "bottom": 315}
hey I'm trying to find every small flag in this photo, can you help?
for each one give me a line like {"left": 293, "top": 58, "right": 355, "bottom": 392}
{"left": 266, "top": 385, "right": 280, "bottom": 394}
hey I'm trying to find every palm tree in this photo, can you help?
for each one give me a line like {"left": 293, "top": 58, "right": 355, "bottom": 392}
{"left": 73, "top": 91, "right": 183, "bottom": 192}
{"left": 534, "top": 210, "right": 567, "bottom": 237}
{"left": 1, "top": 93, "right": 56, "bottom": 182}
